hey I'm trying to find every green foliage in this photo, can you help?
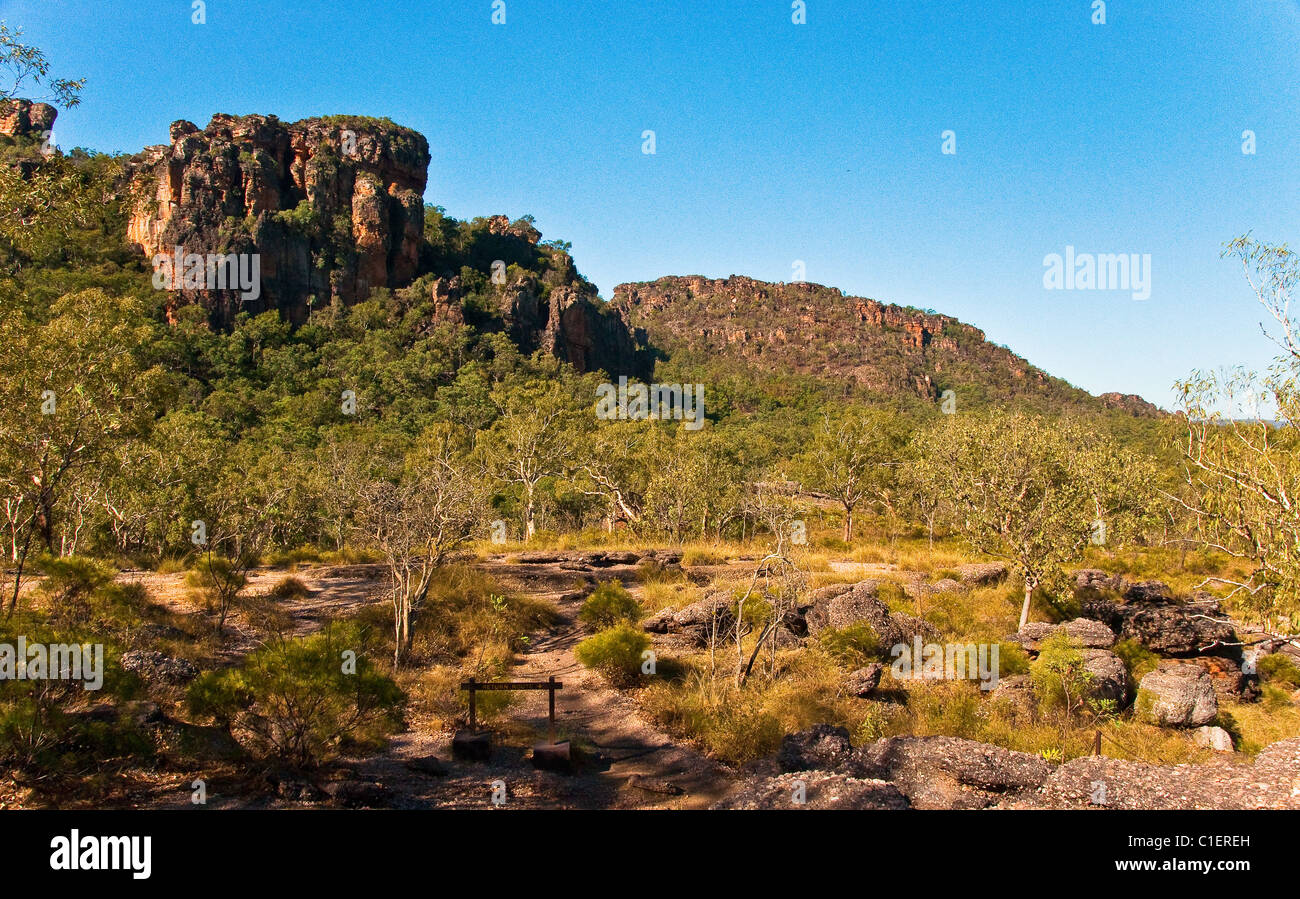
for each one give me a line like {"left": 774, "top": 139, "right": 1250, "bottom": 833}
{"left": 1258, "top": 652, "right": 1300, "bottom": 688}
{"left": 0, "top": 609, "right": 146, "bottom": 773}
{"left": 1113, "top": 638, "right": 1160, "bottom": 694}
{"left": 578, "top": 580, "right": 643, "bottom": 630}
{"left": 1030, "top": 632, "right": 1092, "bottom": 712}
{"left": 186, "top": 623, "right": 404, "bottom": 769}
{"left": 819, "top": 623, "right": 882, "bottom": 668}
{"left": 574, "top": 624, "right": 650, "bottom": 687}
{"left": 268, "top": 576, "right": 310, "bottom": 601}
{"left": 997, "top": 641, "right": 1031, "bottom": 677}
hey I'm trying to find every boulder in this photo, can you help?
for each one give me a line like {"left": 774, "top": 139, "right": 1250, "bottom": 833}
{"left": 1118, "top": 604, "right": 1235, "bottom": 656}
{"left": 1124, "top": 580, "right": 1174, "bottom": 604}
{"left": 990, "top": 674, "right": 1036, "bottom": 716}
{"left": 405, "top": 756, "right": 449, "bottom": 777}
{"left": 1137, "top": 665, "right": 1218, "bottom": 727}
{"left": 1065, "top": 618, "right": 1117, "bottom": 649}
{"left": 1007, "top": 622, "right": 1056, "bottom": 652}
{"left": 805, "top": 580, "right": 937, "bottom": 649}
{"left": 848, "top": 736, "right": 1052, "bottom": 809}
{"left": 778, "top": 724, "right": 854, "bottom": 772}
{"left": 120, "top": 650, "right": 200, "bottom": 685}
{"left": 1082, "top": 649, "right": 1127, "bottom": 704}
{"left": 1193, "top": 726, "right": 1235, "bottom": 752}
{"left": 1164, "top": 656, "right": 1252, "bottom": 703}
{"left": 324, "top": 780, "right": 390, "bottom": 809}
{"left": 1074, "top": 568, "right": 1125, "bottom": 592}
{"left": 956, "top": 563, "right": 1009, "bottom": 586}
{"left": 643, "top": 592, "right": 735, "bottom": 644}
{"left": 844, "top": 663, "right": 884, "bottom": 698}
{"left": 712, "top": 772, "right": 909, "bottom": 810}
{"left": 1009, "top": 618, "right": 1115, "bottom": 652}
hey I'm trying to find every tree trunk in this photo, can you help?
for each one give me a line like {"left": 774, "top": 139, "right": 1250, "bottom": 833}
{"left": 1018, "top": 579, "right": 1034, "bottom": 631}
{"left": 524, "top": 483, "right": 536, "bottom": 541}
{"left": 843, "top": 506, "right": 853, "bottom": 543}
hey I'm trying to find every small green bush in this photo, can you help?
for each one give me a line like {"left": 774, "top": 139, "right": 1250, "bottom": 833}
{"left": 997, "top": 641, "right": 1031, "bottom": 677}
{"left": 578, "top": 581, "right": 643, "bottom": 631}
{"left": 574, "top": 624, "right": 650, "bottom": 687}
{"left": 819, "top": 623, "right": 882, "bottom": 668}
{"left": 1113, "top": 638, "right": 1160, "bottom": 694}
{"left": 187, "top": 623, "right": 404, "bottom": 769}
{"left": 268, "top": 576, "right": 310, "bottom": 601}
{"left": 1258, "top": 653, "right": 1300, "bottom": 688}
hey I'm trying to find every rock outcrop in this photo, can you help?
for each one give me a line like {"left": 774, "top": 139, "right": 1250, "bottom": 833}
{"left": 0, "top": 98, "right": 56, "bottom": 139}
{"left": 611, "top": 276, "right": 1163, "bottom": 414}
{"left": 1136, "top": 665, "right": 1218, "bottom": 727}
{"left": 740, "top": 727, "right": 1300, "bottom": 810}
{"left": 127, "top": 113, "right": 430, "bottom": 325}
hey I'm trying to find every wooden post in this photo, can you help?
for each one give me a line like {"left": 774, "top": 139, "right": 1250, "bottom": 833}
{"left": 1094, "top": 730, "right": 1102, "bottom": 757}
{"left": 548, "top": 675, "right": 557, "bottom": 744}
{"left": 468, "top": 678, "right": 477, "bottom": 731}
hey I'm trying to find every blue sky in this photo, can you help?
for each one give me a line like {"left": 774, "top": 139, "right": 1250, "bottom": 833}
{"left": 6, "top": 0, "right": 1299, "bottom": 408}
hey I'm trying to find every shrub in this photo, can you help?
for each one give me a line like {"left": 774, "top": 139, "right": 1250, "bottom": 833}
{"left": 1258, "top": 652, "right": 1300, "bottom": 688}
{"left": 185, "top": 556, "right": 248, "bottom": 633}
{"left": 1113, "top": 638, "right": 1160, "bottom": 695}
{"left": 819, "top": 623, "right": 882, "bottom": 668}
{"left": 578, "top": 581, "right": 643, "bottom": 631}
{"left": 268, "top": 576, "right": 310, "bottom": 601}
{"left": 186, "top": 623, "right": 404, "bottom": 769}
{"left": 36, "top": 555, "right": 117, "bottom": 626}
{"left": 681, "top": 547, "right": 727, "bottom": 566}
{"left": 1030, "top": 632, "right": 1098, "bottom": 719}
{"left": 0, "top": 611, "right": 146, "bottom": 773}
{"left": 997, "top": 641, "right": 1031, "bottom": 677}
{"left": 574, "top": 624, "right": 650, "bottom": 687}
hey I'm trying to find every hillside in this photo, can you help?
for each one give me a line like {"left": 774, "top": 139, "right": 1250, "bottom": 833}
{"left": 10, "top": 103, "right": 1160, "bottom": 414}
{"left": 612, "top": 275, "right": 1160, "bottom": 415}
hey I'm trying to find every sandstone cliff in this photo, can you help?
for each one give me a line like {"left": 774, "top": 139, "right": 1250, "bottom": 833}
{"left": 126, "top": 113, "right": 429, "bottom": 325}
{"left": 612, "top": 275, "right": 1160, "bottom": 414}
{"left": 0, "top": 98, "right": 56, "bottom": 139}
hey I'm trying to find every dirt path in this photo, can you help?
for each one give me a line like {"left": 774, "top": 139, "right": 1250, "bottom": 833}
{"left": 112, "top": 557, "right": 736, "bottom": 808}
{"left": 343, "top": 564, "right": 734, "bottom": 809}
{"left": 504, "top": 578, "right": 733, "bottom": 808}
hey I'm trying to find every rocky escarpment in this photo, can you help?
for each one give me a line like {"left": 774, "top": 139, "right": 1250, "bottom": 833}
{"left": 612, "top": 275, "right": 1162, "bottom": 414}
{"left": 123, "top": 114, "right": 652, "bottom": 378}
{"left": 126, "top": 113, "right": 430, "bottom": 325}
{"left": 428, "top": 215, "right": 653, "bottom": 379}
{"left": 0, "top": 98, "right": 56, "bottom": 139}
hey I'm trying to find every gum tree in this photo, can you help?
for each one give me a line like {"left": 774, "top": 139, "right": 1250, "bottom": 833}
{"left": 1173, "top": 237, "right": 1300, "bottom": 638}
{"left": 357, "top": 430, "right": 484, "bottom": 665}
{"left": 792, "top": 407, "right": 908, "bottom": 542}
{"left": 913, "top": 410, "right": 1153, "bottom": 631}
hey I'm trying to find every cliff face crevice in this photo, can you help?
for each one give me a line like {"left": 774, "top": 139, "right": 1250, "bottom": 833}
{"left": 126, "top": 113, "right": 430, "bottom": 325}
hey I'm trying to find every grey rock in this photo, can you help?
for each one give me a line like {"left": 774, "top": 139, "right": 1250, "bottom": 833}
{"left": 1138, "top": 665, "right": 1218, "bottom": 727}
{"left": 712, "top": 772, "right": 909, "bottom": 810}
{"left": 1193, "top": 726, "right": 1235, "bottom": 752}
{"left": 120, "top": 650, "right": 200, "bottom": 685}
{"left": 844, "top": 662, "right": 884, "bottom": 698}
{"left": 1082, "top": 649, "right": 1128, "bottom": 704}
{"left": 778, "top": 724, "right": 854, "bottom": 772}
